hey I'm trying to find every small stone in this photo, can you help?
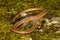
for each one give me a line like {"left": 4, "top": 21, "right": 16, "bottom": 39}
{"left": 21, "top": 13, "right": 27, "bottom": 17}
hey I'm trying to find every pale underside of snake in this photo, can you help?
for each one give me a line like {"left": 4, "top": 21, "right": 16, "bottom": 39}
{"left": 11, "top": 8, "right": 47, "bottom": 34}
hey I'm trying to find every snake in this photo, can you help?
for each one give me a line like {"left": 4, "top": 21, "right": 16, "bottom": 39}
{"left": 11, "top": 8, "right": 47, "bottom": 34}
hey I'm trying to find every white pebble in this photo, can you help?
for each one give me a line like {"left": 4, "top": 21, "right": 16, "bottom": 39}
{"left": 21, "top": 13, "right": 27, "bottom": 16}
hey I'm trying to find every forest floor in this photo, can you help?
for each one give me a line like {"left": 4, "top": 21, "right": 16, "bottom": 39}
{"left": 0, "top": 0, "right": 60, "bottom": 40}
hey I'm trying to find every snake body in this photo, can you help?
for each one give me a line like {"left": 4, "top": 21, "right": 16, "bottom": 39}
{"left": 11, "top": 8, "right": 47, "bottom": 34}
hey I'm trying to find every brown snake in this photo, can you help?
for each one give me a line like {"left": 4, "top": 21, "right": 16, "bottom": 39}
{"left": 11, "top": 8, "right": 47, "bottom": 34}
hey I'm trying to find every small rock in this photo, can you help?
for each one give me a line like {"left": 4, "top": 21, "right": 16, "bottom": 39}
{"left": 21, "top": 13, "right": 27, "bottom": 17}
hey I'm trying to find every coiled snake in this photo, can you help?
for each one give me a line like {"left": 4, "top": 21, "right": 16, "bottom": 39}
{"left": 11, "top": 8, "right": 47, "bottom": 34}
